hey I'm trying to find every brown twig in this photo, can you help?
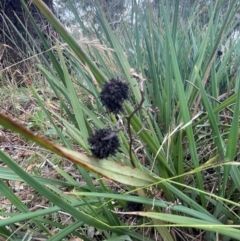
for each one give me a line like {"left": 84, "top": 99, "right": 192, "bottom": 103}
{"left": 125, "top": 69, "right": 145, "bottom": 167}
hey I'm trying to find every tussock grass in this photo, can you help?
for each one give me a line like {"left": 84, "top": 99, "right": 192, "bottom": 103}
{"left": 0, "top": 0, "right": 240, "bottom": 240}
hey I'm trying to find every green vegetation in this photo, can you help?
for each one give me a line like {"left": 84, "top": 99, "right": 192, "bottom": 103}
{"left": 0, "top": 0, "right": 240, "bottom": 240}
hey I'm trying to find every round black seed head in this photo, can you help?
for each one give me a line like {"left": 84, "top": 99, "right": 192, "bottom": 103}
{"left": 100, "top": 79, "right": 129, "bottom": 113}
{"left": 102, "top": 99, "right": 124, "bottom": 114}
{"left": 217, "top": 50, "right": 223, "bottom": 57}
{"left": 88, "top": 129, "right": 120, "bottom": 159}
{"left": 126, "top": 201, "right": 143, "bottom": 212}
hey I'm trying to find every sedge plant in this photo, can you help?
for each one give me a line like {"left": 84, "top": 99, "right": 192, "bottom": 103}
{"left": 0, "top": 0, "right": 240, "bottom": 240}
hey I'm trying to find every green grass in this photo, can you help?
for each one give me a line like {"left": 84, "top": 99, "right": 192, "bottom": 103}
{"left": 0, "top": 0, "right": 240, "bottom": 240}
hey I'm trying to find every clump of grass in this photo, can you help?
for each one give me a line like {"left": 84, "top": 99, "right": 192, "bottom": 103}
{"left": 1, "top": 0, "right": 240, "bottom": 241}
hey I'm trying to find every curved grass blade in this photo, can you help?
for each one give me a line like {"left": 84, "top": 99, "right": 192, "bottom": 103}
{"left": 135, "top": 212, "right": 240, "bottom": 240}
{"left": 0, "top": 113, "right": 156, "bottom": 187}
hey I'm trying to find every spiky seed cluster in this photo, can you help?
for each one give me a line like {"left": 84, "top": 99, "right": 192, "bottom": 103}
{"left": 88, "top": 128, "right": 120, "bottom": 159}
{"left": 126, "top": 201, "right": 143, "bottom": 212}
{"left": 99, "top": 79, "right": 129, "bottom": 113}
{"left": 217, "top": 50, "right": 223, "bottom": 57}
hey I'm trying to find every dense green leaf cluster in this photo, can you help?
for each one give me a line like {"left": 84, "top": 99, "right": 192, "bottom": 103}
{"left": 1, "top": 0, "right": 240, "bottom": 240}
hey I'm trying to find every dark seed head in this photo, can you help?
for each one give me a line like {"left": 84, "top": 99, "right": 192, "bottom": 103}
{"left": 126, "top": 200, "right": 143, "bottom": 212}
{"left": 217, "top": 50, "right": 223, "bottom": 57}
{"left": 88, "top": 128, "right": 120, "bottom": 159}
{"left": 99, "top": 78, "right": 129, "bottom": 113}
